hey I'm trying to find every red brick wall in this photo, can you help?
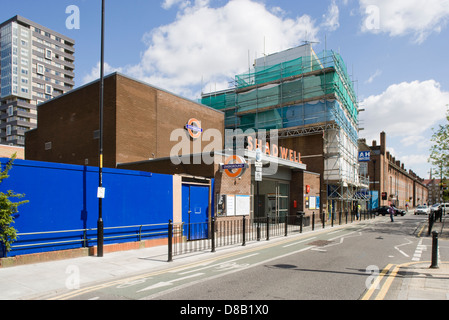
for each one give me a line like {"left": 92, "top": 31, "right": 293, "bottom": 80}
{"left": 26, "top": 74, "right": 225, "bottom": 169}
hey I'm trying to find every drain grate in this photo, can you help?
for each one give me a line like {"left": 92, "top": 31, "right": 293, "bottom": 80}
{"left": 308, "top": 240, "right": 333, "bottom": 247}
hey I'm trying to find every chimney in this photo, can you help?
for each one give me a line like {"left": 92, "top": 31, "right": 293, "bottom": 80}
{"left": 380, "top": 132, "right": 386, "bottom": 155}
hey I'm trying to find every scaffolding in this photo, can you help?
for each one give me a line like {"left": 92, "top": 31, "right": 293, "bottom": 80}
{"left": 201, "top": 45, "right": 369, "bottom": 214}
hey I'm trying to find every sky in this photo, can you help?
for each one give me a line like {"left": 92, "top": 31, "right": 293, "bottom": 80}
{"left": 2, "top": 0, "right": 449, "bottom": 179}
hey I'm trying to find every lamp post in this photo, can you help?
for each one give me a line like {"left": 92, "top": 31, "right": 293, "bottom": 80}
{"left": 97, "top": 0, "right": 105, "bottom": 257}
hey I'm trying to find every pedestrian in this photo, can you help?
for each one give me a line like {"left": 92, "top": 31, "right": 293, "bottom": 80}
{"left": 388, "top": 203, "right": 395, "bottom": 222}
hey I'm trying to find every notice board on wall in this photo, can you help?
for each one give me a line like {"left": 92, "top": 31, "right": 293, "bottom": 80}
{"left": 226, "top": 195, "right": 235, "bottom": 216}
{"left": 216, "top": 194, "right": 250, "bottom": 216}
{"left": 236, "top": 195, "right": 250, "bottom": 216}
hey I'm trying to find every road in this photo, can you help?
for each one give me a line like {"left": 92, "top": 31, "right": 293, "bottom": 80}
{"left": 48, "top": 214, "right": 448, "bottom": 302}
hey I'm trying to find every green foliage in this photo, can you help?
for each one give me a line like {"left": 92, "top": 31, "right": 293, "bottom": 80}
{"left": 0, "top": 154, "right": 28, "bottom": 256}
{"left": 429, "top": 105, "right": 449, "bottom": 182}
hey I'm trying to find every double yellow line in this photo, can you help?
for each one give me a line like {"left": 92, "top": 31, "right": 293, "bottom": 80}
{"left": 361, "top": 261, "right": 438, "bottom": 300}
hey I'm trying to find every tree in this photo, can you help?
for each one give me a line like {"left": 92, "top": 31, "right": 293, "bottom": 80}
{"left": 429, "top": 106, "right": 449, "bottom": 179}
{"left": 0, "top": 154, "right": 28, "bottom": 257}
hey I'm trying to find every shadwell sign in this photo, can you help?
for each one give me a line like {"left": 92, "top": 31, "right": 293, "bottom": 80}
{"left": 246, "top": 136, "right": 302, "bottom": 164}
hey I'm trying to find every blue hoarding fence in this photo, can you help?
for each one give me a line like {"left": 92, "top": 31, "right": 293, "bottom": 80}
{"left": 6, "top": 223, "right": 169, "bottom": 257}
{"left": 0, "top": 158, "right": 174, "bottom": 257}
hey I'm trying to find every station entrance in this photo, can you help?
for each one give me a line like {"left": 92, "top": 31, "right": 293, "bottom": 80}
{"left": 253, "top": 179, "right": 290, "bottom": 223}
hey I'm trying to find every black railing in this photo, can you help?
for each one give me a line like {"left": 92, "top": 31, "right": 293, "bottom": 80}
{"left": 168, "top": 211, "right": 376, "bottom": 262}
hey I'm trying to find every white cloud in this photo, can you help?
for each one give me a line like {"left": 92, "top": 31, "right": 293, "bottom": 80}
{"left": 161, "top": 0, "right": 186, "bottom": 10}
{"left": 83, "top": 0, "right": 319, "bottom": 99}
{"left": 360, "top": 0, "right": 449, "bottom": 44}
{"left": 360, "top": 80, "right": 449, "bottom": 143}
{"left": 397, "top": 154, "right": 429, "bottom": 167}
{"left": 365, "top": 69, "right": 382, "bottom": 84}
{"left": 82, "top": 62, "right": 123, "bottom": 84}
{"left": 322, "top": 0, "right": 340, "bottom": 31}
{"left": 400, "top": 135, "right": 428, "bottom": 149}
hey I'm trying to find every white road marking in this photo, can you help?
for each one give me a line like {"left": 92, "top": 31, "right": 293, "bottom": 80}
{"left": 178, "top": 253, "right": 260, "bottom": 275}
{"left": 412, "top": 238, "right": 426, "bottom": 261}
{"left": 394, "top": 238, "right": 412, "bottom": 258}
{"left": 137, "top": 273, "right": 204, "bottom": 293}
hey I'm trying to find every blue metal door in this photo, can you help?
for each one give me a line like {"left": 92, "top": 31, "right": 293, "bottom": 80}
{"left": 182, "top": 184, "right": 209, "bottom": 240}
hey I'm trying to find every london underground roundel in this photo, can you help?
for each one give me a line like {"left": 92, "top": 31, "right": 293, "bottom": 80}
{"left": 185, "top": 118, "right": 203, "bottom": 139}
{"left": 223, "top": 155, "right": 247, "bottom": 178}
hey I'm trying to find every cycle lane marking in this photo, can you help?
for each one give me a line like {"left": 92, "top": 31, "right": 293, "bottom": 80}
{"left": 49, "top": 222, "right": 371, "bottom": 300}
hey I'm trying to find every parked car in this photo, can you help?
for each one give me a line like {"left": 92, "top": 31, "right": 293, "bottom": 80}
{"left": 371, "top": 206, "right": 389, "bottom": 216}
{"left": 414, "top": 205, "right": 430, "bottom": 215}
{"left": 430, "top": 203, "right": 441, "bottom": 213}
{"left": 394, "top": 207, "right": 406, "bottom": 216}
{"left": 371, "top": 206, "right": 405, "bottom": 216}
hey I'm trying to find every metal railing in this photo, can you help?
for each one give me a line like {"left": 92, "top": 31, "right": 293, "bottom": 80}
{"left": 168, "top": 211, "right": 376, "bottom": 262}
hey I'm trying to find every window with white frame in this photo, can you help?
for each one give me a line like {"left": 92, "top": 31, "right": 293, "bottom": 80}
{"left": 37, "top": 63, "right": 44, "bottom": 75}
{"left": 45, "top": 84, "right": 52, "bottom": 95}
{"left": 45, "top": 48, "right": 52, "bottom": 60}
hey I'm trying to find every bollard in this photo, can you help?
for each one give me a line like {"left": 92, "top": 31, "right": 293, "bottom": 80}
{"left": 300, "top": 214, "right": 303, "bottom": 234}
{"left": 242, "top": 215, "right": 246, "bottom": 246}
{"left": 322, "top": 212, "right": 325, "bottom": 229}
{"left": 168, "top": 220, "right": 173, "bottom": 262}
{"left": 285, "top": 215, "right": 288, "bottom": 237}
{"left": 312, "top": 212, "right": 315, "bottom": 231}
{"left": 428, "top": 212, "right": 435, "bottom": 236}
{"left": 266, "top": 216, "right": 270, "bottom": 241}
{"left": 430, "top": 231, "right": 439, "bottom": 269}
{"left": 211, "top": 217, "right": 216, "bottom": 253}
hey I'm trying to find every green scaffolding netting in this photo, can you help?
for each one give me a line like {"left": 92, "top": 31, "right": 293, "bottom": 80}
{"left": 201, "top": 50, "right": 359, "bottom": 141}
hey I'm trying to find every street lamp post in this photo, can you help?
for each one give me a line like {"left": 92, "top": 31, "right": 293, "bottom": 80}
{"left": 97, "top": 0, "right": 105, "bottom": 257}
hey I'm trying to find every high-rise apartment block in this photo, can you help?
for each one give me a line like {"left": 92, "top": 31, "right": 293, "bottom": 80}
{"left": 0, "top": 16, "right": 75, "bottom": 146}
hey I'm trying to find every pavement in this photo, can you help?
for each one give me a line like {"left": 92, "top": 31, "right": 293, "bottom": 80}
{"left": 385, "top": 214, "right": 449, "bottom": 301}
{"left": 0, "top": 214, "right": 448, "bottom": 301}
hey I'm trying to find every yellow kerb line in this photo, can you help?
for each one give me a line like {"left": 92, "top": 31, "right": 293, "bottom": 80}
{"left": 361, "top": 264, "right": 394, "bottom": 300}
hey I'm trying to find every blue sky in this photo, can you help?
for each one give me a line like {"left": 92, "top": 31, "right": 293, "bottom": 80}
{"left": 3, "top": 0, "right": 449, "bottom": 180}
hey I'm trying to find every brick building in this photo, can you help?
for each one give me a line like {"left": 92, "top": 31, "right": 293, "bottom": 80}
{"left": 366, "top": 132, "right": 428, "bottom": 209}
{"left": 424, "top": 178, "right": 447, "bottom": 205}
{"left": 25, "top": 73, "right": 321, "bottom": 224}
